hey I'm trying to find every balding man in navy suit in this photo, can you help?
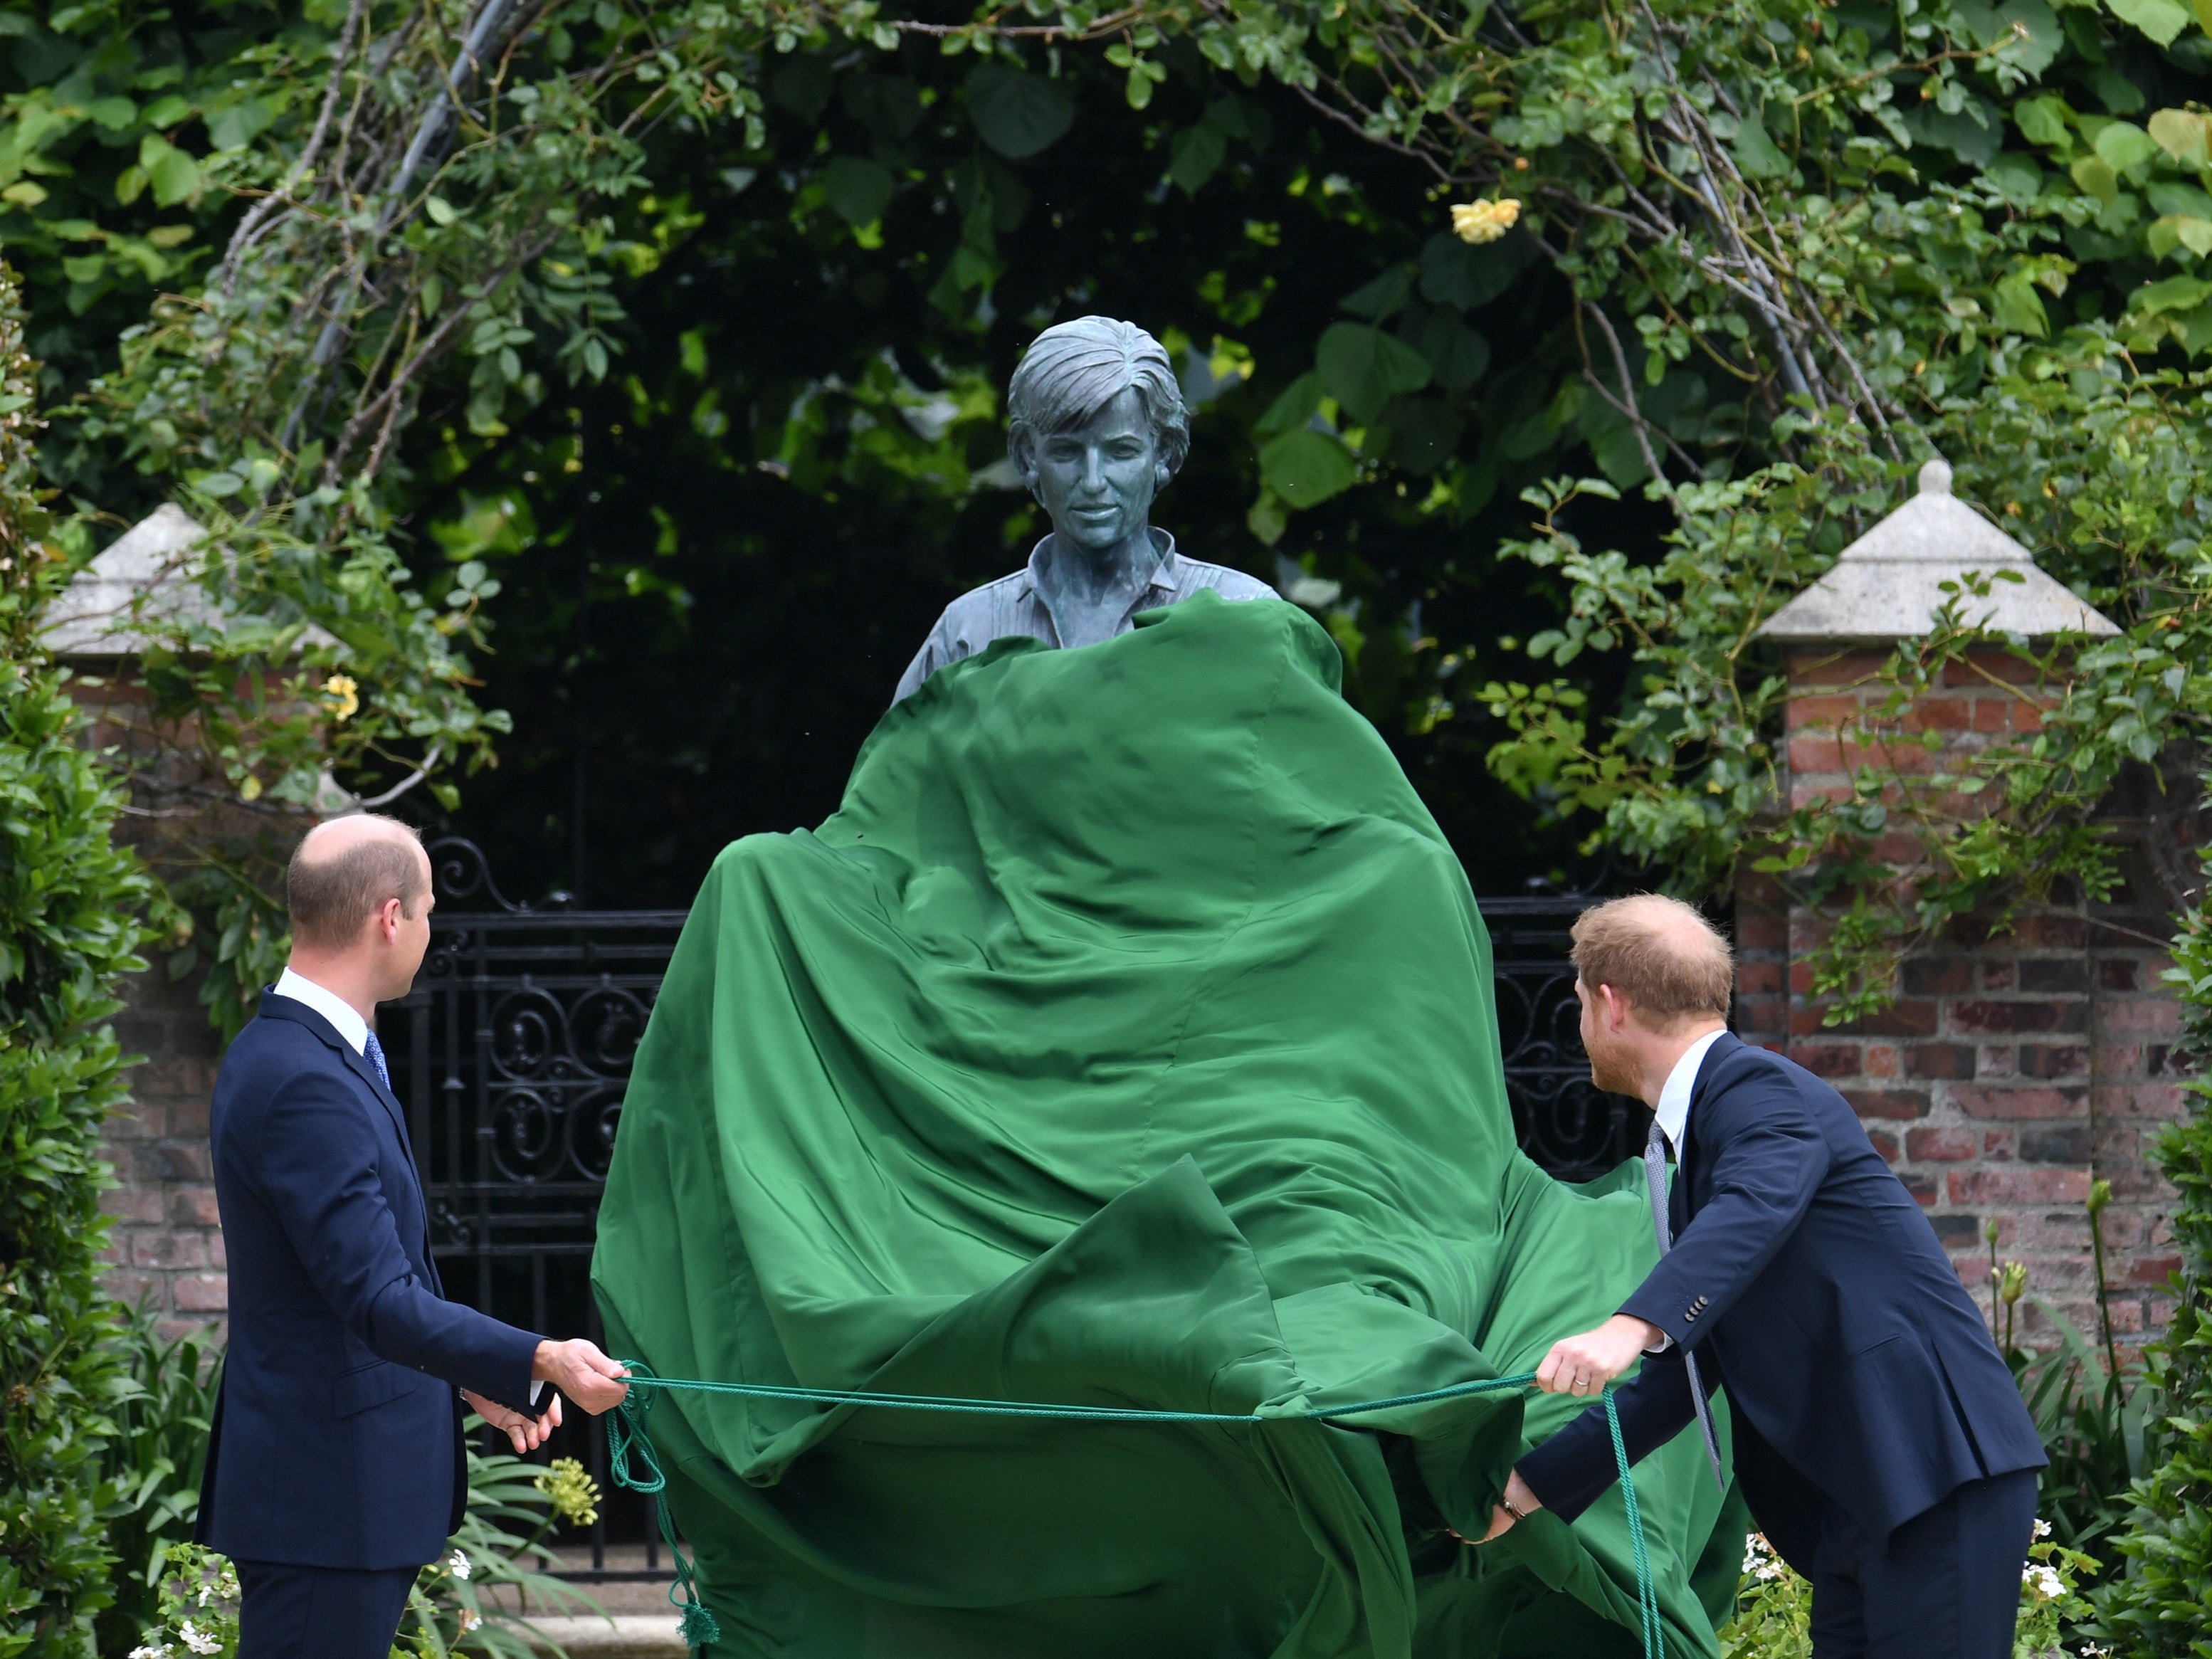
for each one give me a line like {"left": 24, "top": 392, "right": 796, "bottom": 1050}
{"left": 1478, "top": 896, "right": 2044, "bottom": 1659}
{"left": 197, "top": 814, "right": 632, "bottom": 1658}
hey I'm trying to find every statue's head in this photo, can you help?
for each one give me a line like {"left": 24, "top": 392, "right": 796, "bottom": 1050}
{"left": 1007, "top": 317, "right": 1189, "bottom": 557}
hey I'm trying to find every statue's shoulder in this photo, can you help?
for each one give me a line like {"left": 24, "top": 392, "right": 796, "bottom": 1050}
{"left": 1175, "top": 559, "right": 1280, "bottom": 603}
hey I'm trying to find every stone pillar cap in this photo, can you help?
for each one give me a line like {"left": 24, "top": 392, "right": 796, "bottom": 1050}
{"left": 39, "top": 502, "right": 338, "bottom": 660}
{"left": 1756, "top": 457, "right": 2120, "bottom": 642}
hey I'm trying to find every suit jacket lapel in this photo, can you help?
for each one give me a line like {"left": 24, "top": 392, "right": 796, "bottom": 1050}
{"left": 257, "top": 992, "right": 423, "bottom": 1204}
{"left": 338, "top": 1040, "right": 414, "bottom": 1149}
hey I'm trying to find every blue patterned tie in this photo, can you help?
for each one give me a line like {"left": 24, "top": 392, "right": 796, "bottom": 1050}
{"left": 1646, "top": 1120, "right": 1727, "bottom": 1491}
{"left": 364, "top": 1028, "right": 391, "bottom": 1089}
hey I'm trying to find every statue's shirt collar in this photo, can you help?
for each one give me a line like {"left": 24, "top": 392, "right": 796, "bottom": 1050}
{"left": 1016, "top": 529, "right": 1182, "bottom": 610}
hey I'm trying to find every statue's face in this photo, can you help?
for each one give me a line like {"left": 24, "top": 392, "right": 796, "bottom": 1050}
{"left": 1025, "top": 386, "right": 1168, "bottom": 557}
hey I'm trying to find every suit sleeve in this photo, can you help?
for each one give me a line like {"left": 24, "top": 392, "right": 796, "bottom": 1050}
{"left": 1516, "top": 1347, "right": 1705, "bottom": 1522}
{"left": 247, "top": 1068, "right": 541, "bottom": 1411}
{"left": 1619, "top": 1066, "right": 1831, "bottom": 1349}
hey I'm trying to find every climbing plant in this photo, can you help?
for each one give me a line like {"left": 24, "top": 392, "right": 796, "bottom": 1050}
{"left": 0, "top": 256, "right": 157, "bottom": 1655}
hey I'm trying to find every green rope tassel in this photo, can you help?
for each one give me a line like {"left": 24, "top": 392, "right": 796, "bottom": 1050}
{"left": 605, "top": 1362, "right": 1669, "bottom": 1659}
{"left": 607, "top": 1363, "right": 722, "bottom": 1652}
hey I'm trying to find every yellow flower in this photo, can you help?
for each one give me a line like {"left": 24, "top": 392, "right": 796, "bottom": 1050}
{"left": 535, "top": 1456, "right": 602, "bottom": 1528}
{"left": 322, "top": 673, "right": 359, "bottom": 722}
{"left": 1450, "top": 199, "right": 1520, "bottom": 245}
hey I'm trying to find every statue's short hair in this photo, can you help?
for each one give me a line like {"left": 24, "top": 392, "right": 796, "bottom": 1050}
{"left": 1007, "top": 317, "right": 1190, "bottom": 480}
{"left": 288, "top": 813, "right": 428, "bottom": 949}
{"left": 1569, "top": 894, "right": 1734, "bottom": 1026}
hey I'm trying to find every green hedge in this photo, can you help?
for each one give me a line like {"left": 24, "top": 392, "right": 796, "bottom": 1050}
{"left": 0, "top": 261, "right": 157, "bottom": 1653}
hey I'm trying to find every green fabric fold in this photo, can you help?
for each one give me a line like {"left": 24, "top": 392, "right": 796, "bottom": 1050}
{"left": 593, "top": 593, "right": 1747, "bottom": 1657}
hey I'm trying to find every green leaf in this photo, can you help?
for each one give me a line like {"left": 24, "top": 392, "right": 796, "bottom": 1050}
{"left": 841, "top": 74, "right": 924, "bottom": 141}
{"left": 966, "top": 66, "right": 1074, "bottom": 159}
{"left": 822, "top": 157, "right": 895, "bottom": 227}
{"left": 2071, "top": 155, "right": 2121, "bottom": 204}
{"left": 424, "top": 195, "right": 459, "bottom": 227}
{"left": 2107, "top": 0, "right": 2192, "bottom": 44}
{"left": 1259, "top": 428, "right": 1359, "bottom": 508}
{"left": 1408, "top": 310, "right": 1490, "bottom": 389}
{"left": 2014, "top": 95, "right": 2075, "bottom": 149}
{"left": 1732, "top": 106, "right": 1790, "bottom": 179}
{"left": 1254, "top": 371, "right": 1326, "bottom": 438}
{"left": 2149, "top": 107, "right": 2212, "bottom": 164}
{"left": 1955, "top": 0, "right": 2063, "bottom": 74}
{"left": 1376, "top": 397, "right": 1466, "bottom": 475}
{"left": 139, "top": 135, "right": 200, "bottom": 208}
{"left": 1339, "top": 265, "right": 1415, "bottom": 321}
{"left": 206, "top": 97, "right": 273, "bottom": 152}
{"left": 1316, "top": 322, "right": 1433, "bottom": 423}
{"left": 2149, "top": 214, "right": 2212, "bottom": 258}
{"left": 1985, "top": 153, "right": 2045, "bottom": 205}
{"left": 1167, "top": 123, "right": 1227, "bottom": 195}
{"left": 1419, "top": 230, "right": 1537, "bottom": 310}
{"left": 2095, "top": 120, "right": 2161, "bottom": 173}
{"left": 2134, "top": 273, "right": 2212, "bottom": 314}
{"left": 1992, "top": 273, "right": 2051, "bottom": 337}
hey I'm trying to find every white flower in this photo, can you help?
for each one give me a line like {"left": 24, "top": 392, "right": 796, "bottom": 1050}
{"left": 458, "top": 1608, "right": 482, "bottom": 1633}
{"left": 2078, "top": 1645, "right": 2111, "bottom": 1658}
{"left": 178, "top": 1622, "right": 222, "bottom": 1656}
{"left": 128, "top": 1645, "right": 174, "bottom": 1659}
{"left": 449, "top": 1547, "right": 471, "bottom": 1581}
{"left": 2034, "top": 1518, "right": 2053, "bottom": 1539}
{"left": 2021, "top": 1561, "right": 2064, "bottom": 1600}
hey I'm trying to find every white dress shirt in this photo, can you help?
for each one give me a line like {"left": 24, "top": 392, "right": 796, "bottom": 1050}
{"left": 1653, "top": 1026, "right": 1728, "bottom": 1159}
{"left": 273, "top": 966, "right": 368, "bottom": 1053}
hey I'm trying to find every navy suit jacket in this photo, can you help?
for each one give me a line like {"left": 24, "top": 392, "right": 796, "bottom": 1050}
{"left": 196, "top": 991, "right": 542, "bottom": 1569}
{"left": 1517, "top": 1033, "right": 2043, "bottom": 1565}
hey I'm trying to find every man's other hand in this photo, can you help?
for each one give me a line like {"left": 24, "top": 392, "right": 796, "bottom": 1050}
{"left": 532, "top": 1338, "right": 631, "bottom": 1414}
{"left": 1534, "top": 1312, "right": 1662, "bottom": 1397}
{"left": 1453, "top": 1470, "right": 1543, "bottom": 1545}
{"left": 463, "top": 1388, "right": 559, "bottom": 1454}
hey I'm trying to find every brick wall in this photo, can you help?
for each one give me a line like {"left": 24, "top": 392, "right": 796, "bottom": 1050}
{"left": 1737, "top": 646, "right": 2193, "bottom": 1345}
{"left": 99, "top": 964, "right": 228, "bottom": 1340}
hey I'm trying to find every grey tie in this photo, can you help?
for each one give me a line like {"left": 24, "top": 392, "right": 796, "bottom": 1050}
{"left": 1646, "top": 1121, "right": 1727, "bottom": 1491}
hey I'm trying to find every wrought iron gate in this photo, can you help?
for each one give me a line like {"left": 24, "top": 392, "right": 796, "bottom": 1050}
{"left": 386, "top": 840, "right": 1642, "bottom": 1580}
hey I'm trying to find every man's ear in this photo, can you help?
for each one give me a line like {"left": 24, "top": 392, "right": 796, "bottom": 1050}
{"left": 1598, "top": 983, "right": 1629, "bottom": 1031}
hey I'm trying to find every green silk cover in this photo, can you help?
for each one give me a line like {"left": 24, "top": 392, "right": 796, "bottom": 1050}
{"left": 592, "top": 594, "right": 1747, "bottom": 1658}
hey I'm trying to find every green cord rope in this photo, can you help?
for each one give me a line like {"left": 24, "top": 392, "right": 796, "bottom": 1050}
{"left": 604, "top": 1363, "right": 1668, "bottom": 1659}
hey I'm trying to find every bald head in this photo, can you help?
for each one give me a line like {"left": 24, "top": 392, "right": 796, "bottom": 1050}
{"left": 288, "top": 814, "right": 429, "bottom": 950}
{"left": 1569, "top": 894, "right": 1732, "bottom": 1031}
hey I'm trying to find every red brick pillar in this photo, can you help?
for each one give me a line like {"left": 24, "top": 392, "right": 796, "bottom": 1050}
{"left": 1741, "top": 646, "right": 2186, "bottom": 1344}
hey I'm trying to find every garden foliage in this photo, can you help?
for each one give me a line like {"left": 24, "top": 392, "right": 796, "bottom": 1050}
{"left": 0, "top": 258, "right": 156, "bottom": 1654}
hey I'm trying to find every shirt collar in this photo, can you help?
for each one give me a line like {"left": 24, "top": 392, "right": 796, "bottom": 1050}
{"left": 274, "top": 966, "right": 369, "bottom": 1055}
{"left": 1653, "top": 1027, "right": 1727, "bottom": 1154}
{"left": 1016, "top": 528, "right": 1179, "bottom": 599}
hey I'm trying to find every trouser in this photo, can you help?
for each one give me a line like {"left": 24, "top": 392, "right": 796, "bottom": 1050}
{"left": 1808, "top": 1468, "right": 2040, "bottom": 1659}
{"left": 235, "top": 1557, "right": 421, "bottom": 1659}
